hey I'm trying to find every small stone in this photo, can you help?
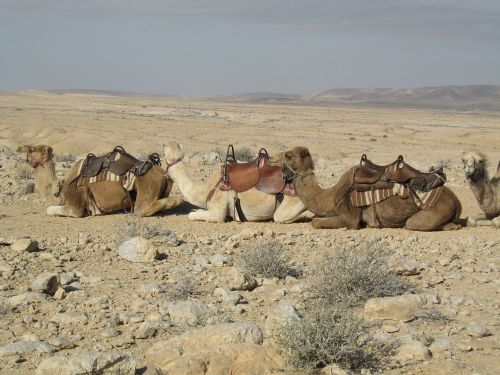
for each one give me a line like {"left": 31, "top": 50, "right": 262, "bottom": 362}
{"left": 394, "top": 339, "right": 431, "bottom": 364}
{"left": 36, "top": 351, "right": 136, "bottom": 374}
{"left": 364, "top": 294, "right": 425, "bottom": 322}
{"left": 135, "top": 322, "right": 157, "bottom": 339}
{"left": 11, "top": 239, "right": 38, "bottom": 252}
{"left": 118, "top": 237, "right": 159, "bottom": 263}
{"left": 0, "top": 340, "right": 54, "bottom": 356}
{"left": 381, "top": 324, "right": 400, "bottom": 333}
{"left": 101, "top": 329, "right": 121, "bottom": 338}
{"left": 214, "top": 288, "right": 241, "bottom": 305}
{"left": 429, "top": 337, "right": 452, "bottom": 358}
{"left": 467, "top": 323, "right": 491, "bottom": 338}
{"left": 209, "top": 253, "right": 232, "bottom": 267}
{"left": 227, "top": 268, "right": 258, "bottom": 291}
{"left": 31, "top": 272, "right": 60, "bottom": 296}
{"left": 167, "top": 301, "right": 210, "bottom": 326}
{"left": 46, "top": 337, "right": 76, "bottom": 350}
{"left": 53, "top": 288, "right": 66, "bottom": 300}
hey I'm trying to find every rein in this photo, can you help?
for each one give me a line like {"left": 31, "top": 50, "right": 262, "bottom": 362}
{"left": 164, "top": 159, "right": 181, "bottom": 173}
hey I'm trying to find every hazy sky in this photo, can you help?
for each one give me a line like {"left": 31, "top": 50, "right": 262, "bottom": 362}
{"left": 1, "top": 0, "right": 500, "bottom": 95}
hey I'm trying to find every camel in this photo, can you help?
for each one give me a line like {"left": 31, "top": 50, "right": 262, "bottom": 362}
{"left": 461, "top": 148, "right": 500, "bottom": 228}
{"left": 17, "top": 145, "right": 63, "bottom": 205}
{"left": 269, "top": 147, "right": 462, "bottom": 231}
{"left": 18, "top": 145, "right": 182, "bottom": 217}
{"left": 162, "top": 142, "right": 314, "bottom": 223}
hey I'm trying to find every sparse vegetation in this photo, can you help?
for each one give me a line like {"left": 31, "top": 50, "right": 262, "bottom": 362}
{"left": 234, "top": 147, "right": 254, "bottom": 162}
{"left": 115, "top": 217, "right": 162, "bottom": 244}
{"left": 54, "top": 153, "right": 76, "bottom": 163}
{"left": 241, "top": 240, "right": 289, "bottom": 279}
{"left": 314, "top": 245, "right": 415, "bottom": 307}
{"left": 433, "top": 159, "right": 452, "bottom": 170}
{"left": 16, "top": 165, "right": 34, "bottom": 179}
{"left": 169, "top": 276, "right": 198, "bottom": 300}
{"left": 277, "top": 307, "right": 379, "bottom": 371}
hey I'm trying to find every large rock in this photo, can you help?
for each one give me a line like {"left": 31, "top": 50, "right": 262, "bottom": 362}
{"left": 36, "top": 351, "right": 136, "bottom": 375}
{"left": 167, "top": 301, "right": 210, "bottom": 326}
{"left": 118, "top": 237, "right": 158, "bottom": 263}
{"left": 50, "top": 312, "right": 88, "bottom": 326}
{"left": 227, "top": 268, "right": 258, "bottom": 291}
{"left": 394, "top": 339, "right": 431, "bottom": 365}
{"left": 364, "top": 294, "right": 425, "bottom": 322}
{"left": 31, "top": 272, "right": 60, "bottom": 295}
{"left": 145, "top": 322, "right": 283, "bottom": 375}
{"left": 264, "top": 299, "right": 301, "bottom": 337}
{"left": 8, "top": 292, "right": 47, "bottom": 308}
{"left": 0, "top": 340, "right": 54, "bottom": 356}
{"left": 11, "top": 239, "right": 38, "bottom": 252}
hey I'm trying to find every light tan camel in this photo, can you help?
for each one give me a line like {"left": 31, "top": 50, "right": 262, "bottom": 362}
{"left": 269, "top": 147, "right": 461, "bottom": 231}
{"left": 18, "top": 145, "right": 182, "bottom": 217}
{"left": 162, "top": 142, "right": 314, "bottom": 223}
{"left": 17, "top": 145, "right": 63, "bottom": 205}
{"left": 462, "top": 148, "right": 500, "bottom": 228}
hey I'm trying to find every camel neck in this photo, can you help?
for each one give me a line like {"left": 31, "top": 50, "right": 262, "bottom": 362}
{"left": 293, "top": 171, "right": 337, "bottom": 216}
{"left": 34, "top": 160, "right": 60, "bottom": 203}
{"left": 469, "top": 177, "right": 497, "bottom": 217}
{"left": 167, "top": 160, "right": 212, "bottom": 208}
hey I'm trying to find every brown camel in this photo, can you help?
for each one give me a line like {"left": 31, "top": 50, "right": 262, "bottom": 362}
{"left": 269, "top": 147, "right": 461, "bottom": 231}
{"left": 18, "top": 145, "right": 182, "bottom": 217}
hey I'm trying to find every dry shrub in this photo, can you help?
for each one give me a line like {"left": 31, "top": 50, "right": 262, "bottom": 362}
{"left": 115, "top": 218, "right": 169, "bottom": 244}
{"left": 241, "top": 240, "right": 289, "bottom": 279}
{"left": 234, "top": 147, "right": 254, "bottom": 162}
{"left": 277, "top": 307, "right": 380, "bottom": 371}
{"left": 169, "top": 276, "right": 198, "bottom": 300}
{"left": 315, "top": 245, "right": 415, "bottom": 307}
{"left": 54, "top": 153, "right": 76, "bottom": 163}
{"left": 16, "top": 165, "right": 34, "bottom": 179}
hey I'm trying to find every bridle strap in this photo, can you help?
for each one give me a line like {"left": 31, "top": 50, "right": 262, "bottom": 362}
{"left": 164, "top": 159, "right": 181, "bottom": 173}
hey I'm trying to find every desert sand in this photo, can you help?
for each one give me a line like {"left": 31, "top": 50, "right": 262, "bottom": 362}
{"left": 0, "top": 91, "right": 499, "bottom": 374}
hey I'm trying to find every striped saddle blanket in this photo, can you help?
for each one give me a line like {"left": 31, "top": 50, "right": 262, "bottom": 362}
{"left": 77, "top": 169, "right": 137, "bottom": 191}
{"left": 350, "top": 183, "right": 444, "bottom": 210}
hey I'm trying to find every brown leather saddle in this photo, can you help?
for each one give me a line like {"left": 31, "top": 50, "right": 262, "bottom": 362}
{"left": 354, "top": 154, "right": 446, "bottom": 192}
{"left": 220, "top": 145, "right": 285, "bottom": 194}
{"left": 82, "top": 146, "right": 161, "bottom": 178}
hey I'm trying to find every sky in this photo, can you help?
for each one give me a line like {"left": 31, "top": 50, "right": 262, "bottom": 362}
{"left": 1, "top": 0, "right": 500, "bottom": 96}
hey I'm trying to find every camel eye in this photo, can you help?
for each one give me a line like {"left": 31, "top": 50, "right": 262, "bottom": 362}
{"left": 285, "top": 152, "right": 292, "bottom": 159}
{"left": 478, "top": 160, "right": 483, "bottom": 164}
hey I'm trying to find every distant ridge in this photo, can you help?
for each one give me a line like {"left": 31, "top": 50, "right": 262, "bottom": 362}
{"left": 22, "top": 85, "right": 500, "bottom": 110}
{"left": 220, "top": 85, "right": 500, "bottom": 110}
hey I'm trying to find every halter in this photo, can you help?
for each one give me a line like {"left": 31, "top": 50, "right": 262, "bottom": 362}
{"left": 164, "top": 159, "right": 181, "bottom": 173}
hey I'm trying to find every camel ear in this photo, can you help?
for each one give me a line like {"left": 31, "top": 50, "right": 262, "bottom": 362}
{"left": 162, "top": 144, "right": 167, "bottom": 154}
{"left": 43, "top": 146, "right": 53, "bottom": 159}
{"left": 17, "top": 145, "right": 32, "bottom": 154}
{"left": 180, "top": 144, "right": 184, "bottom": 151}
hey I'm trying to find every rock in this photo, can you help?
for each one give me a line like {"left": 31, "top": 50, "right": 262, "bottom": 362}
{"left": 151, "top": 229, "right": 179, "bottom": 247}
{"left": 118, "top": 237, "right": 159, "bottom": 263}
{"left": 100, "top": 329, "right": 121, "bottom": 338}
{"left": 214, "top": 288, "right": 241, "bottom": 305}
{"left": 227, "top": 268, "right": 258, "bottom": 291}
{"left": 145, "top": 322, "right": 281, "bottom": 375}
{"left": 429, "top": 337, "right": 452, "bottom": 358}
{"left": 8, "top": 292, "right": 47, "bottom": 308}
{"left": 394, "top": 339, "right": 431, "bottom": 364}
{"left": 53, "top": 288, "right": 66, "bottom": 300}
{"left": 135, "top": 322, "right": 157, "bottom": 339}
{"left": 364, "top": 294, "right": 425, "bottom": 322}
{"left": 46, "top": 337, "right": 76, "bottom": 350}
{"left": 209, "top": 254, "right": 232, "bottom": 267}
{"left": 167, "top": 301, "right": 210, "bottom": 326}
{"left": 36, "top": 351, "right": 136, "bottom": 375}
{"left": 0, "top": 261, "right": 14, "bottom": 275}
{"left": 320, "top": 364, "right": 353, "bottom": 374}
{"left": 467, "top": 323, "right": 491, "bottom": 338}
{"left": 11, "top": 239, "right": 38, "bottom": 252}
{"left": 381, "top": 324, "right": 400, "bottom": 333}
{"left": 31, "top": 272, "right": 60, "bottom": 295}
{"left": 50, "top": 312, "right": 88, "bottom": 326}
{"left": 0, "top": 340, "right": 54, "bottom": 356}
{"left": 264, "top": 299, "right": 301, "bottom": 336}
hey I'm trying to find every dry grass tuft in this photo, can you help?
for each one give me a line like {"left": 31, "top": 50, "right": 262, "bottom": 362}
{"left": 314, "top": 245, "right": 415, "bottom": 307}
{"left": 241, "top": 240, "right": 289, "bottom": 279}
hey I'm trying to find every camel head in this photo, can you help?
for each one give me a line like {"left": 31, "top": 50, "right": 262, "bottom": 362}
{"left": 269, "top": 146, "right": 314, "bottom": 181}
{"left": 17, "top": 144, "right": 54, "bottom": 168}
{"left": 163, "top": 142, "right": 184, "bottom": 167}
{"left": 462, "top": 148, "right": 487, "bottom": 183}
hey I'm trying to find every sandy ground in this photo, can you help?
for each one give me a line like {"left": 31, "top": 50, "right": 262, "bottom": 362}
{"left": 0, "top": 92, "right": 499, "bottom": 374}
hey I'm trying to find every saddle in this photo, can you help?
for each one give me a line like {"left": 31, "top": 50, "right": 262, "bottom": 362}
{"left": 220, "top": 145, "right": 285, "bottom": 194}
{"left": 82, "top": 146, "right": 160, "bottom": 178}
{"left": 353, "top": 154, "right": 446, "bottom": 192}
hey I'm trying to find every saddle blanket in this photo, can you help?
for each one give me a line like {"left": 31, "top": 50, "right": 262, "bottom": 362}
{"left": 77, "top": 170, "right": 136, "bottom": 191}
{"left": 350, "top": 183, "right": 444, "bottom": 210}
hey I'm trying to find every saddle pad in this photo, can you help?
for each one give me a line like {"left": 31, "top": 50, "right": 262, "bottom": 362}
{"left": 350, "top": 183, "right": 444, "bottom": 210}
{"left": 77, "top": 170, "right": 137, "bottom": 191}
